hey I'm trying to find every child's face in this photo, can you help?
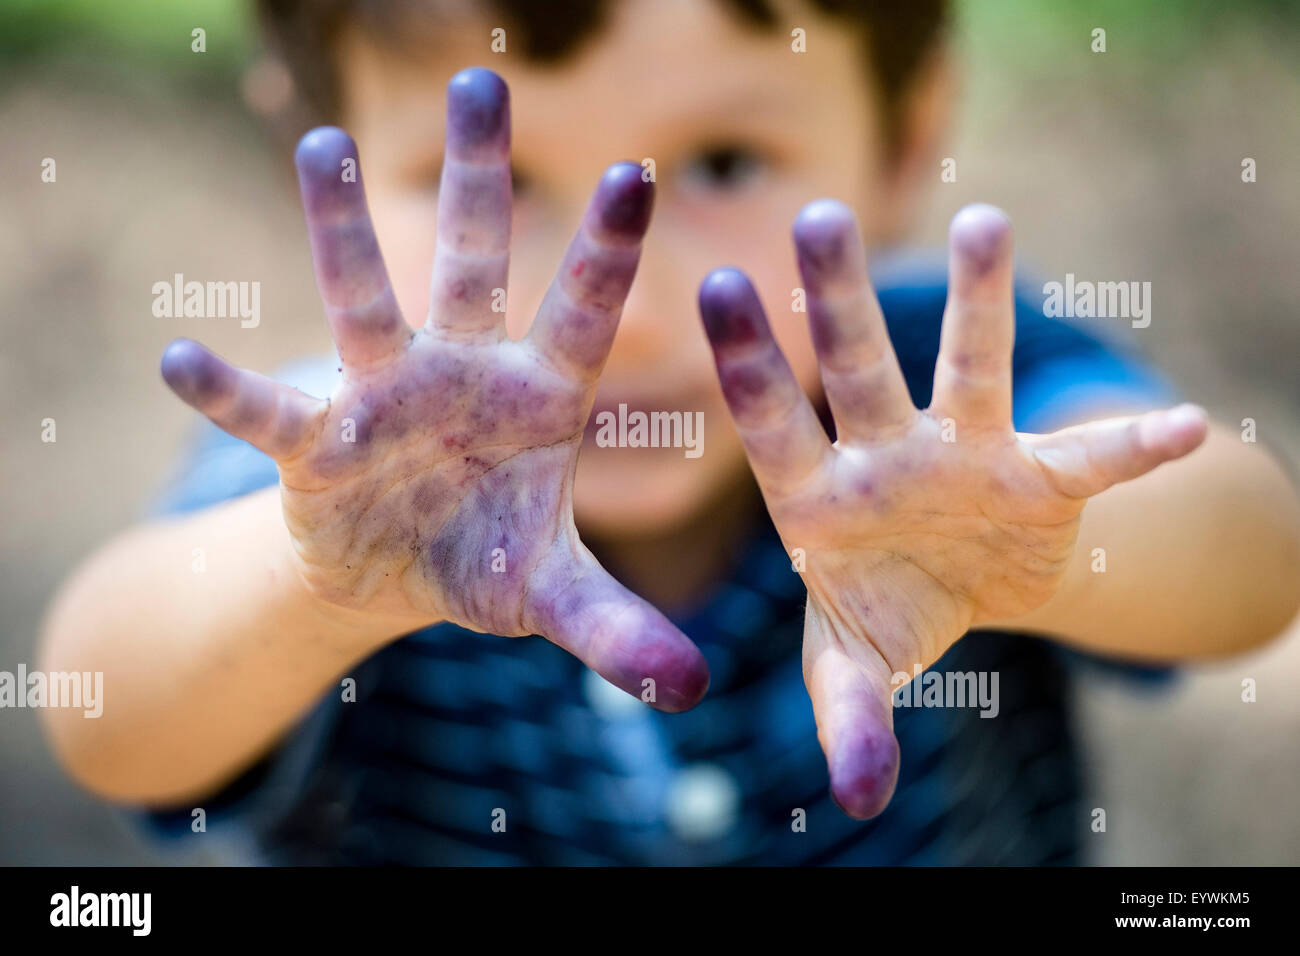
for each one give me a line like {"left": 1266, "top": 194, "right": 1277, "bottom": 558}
{"left": 338, "top": 0, "right": 918, "bottom": 535}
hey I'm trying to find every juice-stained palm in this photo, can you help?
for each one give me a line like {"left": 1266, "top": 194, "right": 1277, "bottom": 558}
{"left": 160, "top": 68, "right": 708, "bottom": 712}
{"left": 698, "top": 201, "right": 1207, "bottom": 817}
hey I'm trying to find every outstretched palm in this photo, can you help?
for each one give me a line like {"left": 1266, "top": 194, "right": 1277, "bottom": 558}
{"left": 698, "top": 201, "right": 1206, "bottom": 817}
{"left": 161, "top": 69, "right": 708, "bottom": 712}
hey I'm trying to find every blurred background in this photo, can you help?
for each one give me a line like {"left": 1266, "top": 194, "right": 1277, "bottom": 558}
{"left": 1, "top": 0, "right": 1297, "bottom": 864}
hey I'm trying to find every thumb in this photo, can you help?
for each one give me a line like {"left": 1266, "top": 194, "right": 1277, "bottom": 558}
{"left": 1029, "top": 403, "right": 1208, "bottom": 499}
{"left": 803, "top": 614, "right": 901, "bottom": 819}
{"left": 524, "top": 544, "right": 710, "bottom": 713}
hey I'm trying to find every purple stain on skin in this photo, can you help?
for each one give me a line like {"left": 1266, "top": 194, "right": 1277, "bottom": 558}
{"left": 295, "top": 126, "right": 355, "bottom": 179}
{"left": 160, "top": 338, "right": 231, "bottom": 405}
{"left": 718, "top": 361, "right": 776, "bottom": 409}
{"left": 793, "top": 198, "right": 854, "bottom": 289}
{"left": 522, "top": 565, "right": 709, "bottom": 713}
{"left": 409, "top": 480, "right": 439, "bottom": 515}
{"left": 828, "top": 729, "right": 901, "bottom": 820}
{"left": 294, "top": 127, "right": 364, "bottom": 219}
{"left": 316, "top": 221, "right": 386, "bottom": 291}
{"left": 592, "top": 162, "right": 655, "bottom": 238}
{"left": 293, "top": 126, "right": 398, "bottom": 325}
{"left": 587, "top": 615, "right": 711, "bottom": 713}
{"left": 446, "top": 68, "right": 509, "bottom": 159}
{"left": 806, "top": 298, "right": 853, "bottom": 361}
{"left": 631, "top": 635, "right": 711, "bottom": 713}
{"left": 698, "top": 268, "right": 767, "bottom": 352}
{"left": 560, "top": 241, "right": 640, "bottom": 314}
{"left": 949, "top": 203, "right": 1012, "bottom": 274}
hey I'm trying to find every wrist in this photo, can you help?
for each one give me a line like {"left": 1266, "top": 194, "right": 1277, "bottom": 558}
{"left": 272, "top": 526, "right": 436, "bottom": 654}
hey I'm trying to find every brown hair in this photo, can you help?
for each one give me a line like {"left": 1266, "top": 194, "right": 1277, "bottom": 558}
{"left": 255, "top": 0, "right": 948, "bottom": 145}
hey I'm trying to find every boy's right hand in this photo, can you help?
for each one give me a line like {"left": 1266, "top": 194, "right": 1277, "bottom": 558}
{"left": 160, "top": 68, "right": 708, "bottom": 712}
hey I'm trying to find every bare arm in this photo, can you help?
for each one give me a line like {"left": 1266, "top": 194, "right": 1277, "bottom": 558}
{"left": 38, "top": 487, "right": 422, "bottom": 805}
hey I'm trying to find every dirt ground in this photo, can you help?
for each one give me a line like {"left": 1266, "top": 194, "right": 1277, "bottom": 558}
{"left": 1, "top": 11, "right": 1297, "bottom": 863}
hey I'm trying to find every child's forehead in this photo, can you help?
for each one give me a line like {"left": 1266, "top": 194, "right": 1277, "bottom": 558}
{"left": 338, "top": 0, "right": 869, "bottom": 136}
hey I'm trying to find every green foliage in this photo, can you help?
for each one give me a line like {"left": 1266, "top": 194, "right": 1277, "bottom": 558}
{"left": 0, "top": 0, "right": 252, "bottom": 73}
{"left": 960, "top": 0, "right": 1299, "bottom": 70}
{"left": 1, "top": 0, "right": 1294, "bottom": 77}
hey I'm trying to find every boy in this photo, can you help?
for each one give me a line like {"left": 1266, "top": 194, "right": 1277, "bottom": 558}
{"left": 40, "top": 0, "right": 1300, "bottom": 864}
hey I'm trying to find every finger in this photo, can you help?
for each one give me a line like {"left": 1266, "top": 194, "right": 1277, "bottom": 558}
{"left": 930, "top": 203, "right": 1016, "bottom": 427}
{"left": 427, "top": 67, "right": 513, "bottom": 340}
{"left": 698, "top": 268, "right": 832, "bottom": 494}
{"left": 524, "top": 548, "right": 709, "bottom": 713}
{"left": 295, "top": 126, "right": 410, "bottom": 370}
{"left": 803, "top": 622, "right": 901, "bottom": 820}
{"left": 1029, "top": 403, "right": 1209, "bottom": 498}
{"left": 161, "top": 338, "right": 324, "bottom": 460}
{"left": 527, "top": 162, "right": 654, "bottom": 382}
{"left": 794, "top": 199, "right": 915, "bottom": 442}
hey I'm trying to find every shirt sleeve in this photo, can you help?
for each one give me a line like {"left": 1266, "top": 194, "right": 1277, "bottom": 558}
{"left": 129, "top": 355, "right": 345, "bottom": 860}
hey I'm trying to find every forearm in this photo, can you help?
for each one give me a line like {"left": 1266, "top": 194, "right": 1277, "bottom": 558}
{"left": 990, "top": 423, "right": 1300, "bottom": 659}
{"left": 38, "top": 486, "right": 430, "bottom": 806}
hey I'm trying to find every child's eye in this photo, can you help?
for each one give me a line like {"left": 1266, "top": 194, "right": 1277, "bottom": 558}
{"left": 679, "top": 143, "right": 766, "bottom": 193}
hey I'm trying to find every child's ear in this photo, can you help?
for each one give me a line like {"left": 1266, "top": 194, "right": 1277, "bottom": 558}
{"left": 874, "top": 45, "right": 957, "bottom": 244}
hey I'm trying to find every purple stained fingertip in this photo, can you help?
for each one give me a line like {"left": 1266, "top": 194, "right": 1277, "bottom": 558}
{"left": 590, "top": 162, "right": 655, "bottom": 238}
{"left": 698, "top": 267, "right": 767, "bottom": 352}
{"left": 792, "top": 198, "right": 855, "bottom": 288}
{"left": 828, "top": 729, "right": 901, "bottom": 820}
{"left": 160, "top": 338, "right": 231, "bottom": 406}
{"left": 294, "top": 126, "right": 357, "bottom": 182}
{"left": 446, "top": 67, "right": 510, "bottom": 159}
{"left": 293, "top": 126, "right": 373, "bottom": 230}
{"left": 605, "top": 622, "right": 711, "bottom": 713}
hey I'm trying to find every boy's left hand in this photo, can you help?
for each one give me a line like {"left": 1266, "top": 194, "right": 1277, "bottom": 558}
{"left": 697, "top": 201, "right": 1207, "bottom": 819}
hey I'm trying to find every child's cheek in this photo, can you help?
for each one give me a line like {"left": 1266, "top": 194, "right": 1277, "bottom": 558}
{"left": 752, "top": 253, "right": 823, "bottom": 400}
